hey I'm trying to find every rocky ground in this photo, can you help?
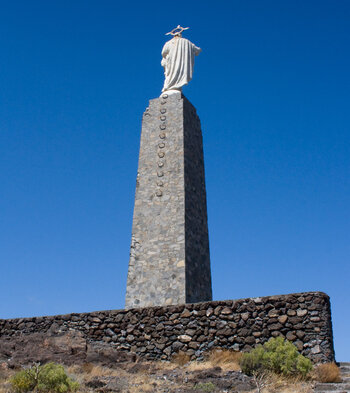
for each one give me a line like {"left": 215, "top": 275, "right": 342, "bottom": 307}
{"left": 0, "top": 359, "right": 317, "bottom": 393}
{"left": 0, "top": 331, "right": 344, "bottom": 392}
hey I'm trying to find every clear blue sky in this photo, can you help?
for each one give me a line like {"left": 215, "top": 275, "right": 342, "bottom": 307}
{"left": 1, "top": 1, "right": 349, "bottom": 361}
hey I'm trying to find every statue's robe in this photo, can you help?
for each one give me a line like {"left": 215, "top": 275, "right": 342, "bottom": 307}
{"left": 161, "top": 37, "right": 201, "bottom": 92}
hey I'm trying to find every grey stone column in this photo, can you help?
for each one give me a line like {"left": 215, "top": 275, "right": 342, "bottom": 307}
{"left": 125, "top": 92, "right": 212, "bottom": 309}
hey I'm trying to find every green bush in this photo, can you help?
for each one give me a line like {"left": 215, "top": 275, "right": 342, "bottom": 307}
{"left": 10, "top": 363, "right": 79, "bottom": 393}
{"left": 10, "top": 369, "right": 37, "bottom": 393}
{"left": 239, "top": 336, "right": 313, "bottom": 377}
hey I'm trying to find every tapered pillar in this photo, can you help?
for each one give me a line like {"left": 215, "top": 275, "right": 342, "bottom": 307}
{"left": 125, "top": 92, "right": 212, "bottom": 309}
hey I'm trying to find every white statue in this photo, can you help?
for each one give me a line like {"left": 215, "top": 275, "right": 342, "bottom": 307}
{"left": 161, "top": 26, "right": 201, "bottom": 94}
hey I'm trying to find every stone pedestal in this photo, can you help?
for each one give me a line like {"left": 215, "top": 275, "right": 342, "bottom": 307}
{"left": 125, "top": 92, "right": 212, "bottom": 309}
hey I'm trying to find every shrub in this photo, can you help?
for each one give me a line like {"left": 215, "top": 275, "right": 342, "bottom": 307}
{"left": 315, "top": 362, "right": 341, "bottom": 383}
{"left": 10, "top": 369, "right": 37, "bottom": 393}
{"left": 239, "top": 337, "right": 313, "bottom": 378}
{"left": 10, "top": 363, "right": 79, "bottom": 393}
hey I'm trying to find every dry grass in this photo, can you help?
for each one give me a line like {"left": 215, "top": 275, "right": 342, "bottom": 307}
{"left": 205, "top": 348, "right": 242, "bottom": 371}
{"left": 153, "top": 359, "right": 178, "bottom": 372}
{"left": 0, "top": 376, "right": 8, "bottom": 393}
{"left": 264, "top": 382, "right": 313, "bottom": 393}
{"left": 184, "top": 361, "right": 210, "bottom": 372}
{"left": 314, "top": 362, "right": 341, "bottom": 383}
{"left": 126, "top": 374, "right": 157, "bottom": 393}
{"left": 80, "top": 362, "right": 94, "bottom": 374}
{"left": 67, "top": 363, "right": 120, "bottom": 377}
{"left": 0, "top": 366, "right": 14, "bottom": 393}
{"left": 259, "top": 373, "right": 314, "bottom": 393}
{"left": 182, "top": 349, "right": 242, "bottom": 373}
{"left": 66, "top": 362, "right": 162, "bottom": 392}
{"left": 171, "top": 351, "right": 191, "bottom": 366}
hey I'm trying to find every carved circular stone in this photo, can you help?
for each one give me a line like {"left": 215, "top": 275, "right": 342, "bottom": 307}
{"left": 158, "top": 152, "right": 165, "bottom": 158}
{"left": 158, "top": 142, "right": 165, "bottom": 148}
{"left": 160, "top": 115, "right": 166, "bottom": 121}
{"left": 158, "top": 161, "right": 164, "bottom": 167}
{"left": 157, "top": 171, "right": 164, "bottom": 177}
{"left": 157, "top": 181, "right": 164, "bottom": 186}
{"left": 159, "top": 133, "right": 166, "bottom": 139}
{"left": 162, "top": 94, "right": 168, "bottom": 99}
{"left": 160, "top": 108, "right": 166, "bottom": 114}
{"left": 159, "top": 124, "right": 166, "bottom": 130}
{"left": 156, "top": 190, "right": 163, "bottom": 197}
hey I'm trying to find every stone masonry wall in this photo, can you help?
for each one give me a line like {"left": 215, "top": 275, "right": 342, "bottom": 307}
{"left": 183, "top": 97, "right": 212, "bottom": 303}
{"left": 125, "top": 93, "right": 212, "bottom": 309}
{"left": 0, "top": 292, "right": 335, "bottom": 364}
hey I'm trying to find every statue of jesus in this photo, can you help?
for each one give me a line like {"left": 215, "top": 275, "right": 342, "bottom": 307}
{"left": 161, "top": 26, "right": 201, "bottom": 94}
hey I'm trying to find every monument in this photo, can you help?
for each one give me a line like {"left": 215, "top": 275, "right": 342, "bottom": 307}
{"left": 0, "top": 27, "right": 335, "bottom": 367}
{"left": 125, "top": 26, "right": 212, "bottom": 309}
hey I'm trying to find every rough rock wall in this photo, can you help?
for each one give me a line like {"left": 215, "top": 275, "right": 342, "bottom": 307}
{"left": 125, "top": 93, "right": 212, "bottom": 309}
{"left": 0, "top": 292, "right": 335, "bottom": 365}
{"left": 183, "top": 96, "right": 212, "bottom": 303}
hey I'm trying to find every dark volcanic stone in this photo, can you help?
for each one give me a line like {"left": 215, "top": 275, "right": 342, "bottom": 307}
{"left": 0, "top": 291, "right": 334, "bottom": 365}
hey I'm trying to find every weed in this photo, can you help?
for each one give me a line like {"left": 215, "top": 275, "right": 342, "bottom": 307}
{"left": 315, "top": 362, "right": 341, "bottom": 383}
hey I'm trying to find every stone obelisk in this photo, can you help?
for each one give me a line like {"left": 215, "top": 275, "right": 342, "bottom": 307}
{"left": 125, "top": 27, "right": 212, "bottom": 309}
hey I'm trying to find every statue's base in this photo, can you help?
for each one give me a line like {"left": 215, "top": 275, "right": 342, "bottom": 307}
{"left": 125, "top": 93, "right": 212, "bottom": 309}
{"left": 160, "top": 89, "right": 182, "bottom": 96}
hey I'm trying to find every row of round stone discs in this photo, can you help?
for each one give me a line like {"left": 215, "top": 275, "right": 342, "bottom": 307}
{"left": 156, "top": 93, "right": 168, "bottom": 196}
